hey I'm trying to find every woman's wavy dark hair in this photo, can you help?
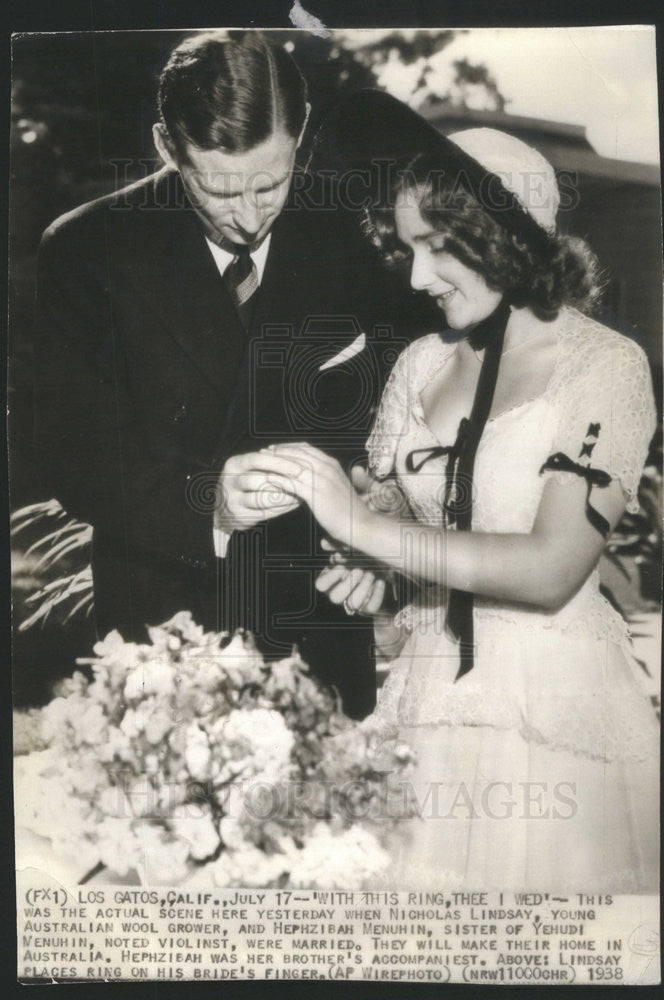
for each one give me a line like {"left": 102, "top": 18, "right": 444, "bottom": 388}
{"left": 364, "top": 152, "right": 603, "bottom": 320}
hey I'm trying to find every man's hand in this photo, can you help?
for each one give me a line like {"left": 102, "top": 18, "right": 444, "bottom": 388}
{"left": 215, "top": 451, "right": 303, "bottom": 532}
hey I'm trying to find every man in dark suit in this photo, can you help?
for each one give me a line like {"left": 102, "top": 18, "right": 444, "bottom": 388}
{"left": 33, "top": 31, "right": 434, "bottom": 718}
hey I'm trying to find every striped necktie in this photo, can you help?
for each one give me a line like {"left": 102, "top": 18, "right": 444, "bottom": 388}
{"left": 224, "top": 247, "right": 259, "bottom": 330}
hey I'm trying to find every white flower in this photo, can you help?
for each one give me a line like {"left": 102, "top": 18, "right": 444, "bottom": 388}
{"left": 93, "top": 629, "right": 141, "bottom": 666}
{"left": 76, "top": 702, "right": 108, "bottom": 746}
{"left": 121, "top": 774, "right": 162, "bottom": 818}
{"left": 218, "top": 815, "right": 245, "bottom": 850}
{"left": 150, "top": 611, "right": 210, "bottom": 646}
{"left": 119, "top": 706, "right": 145, "bottom": 739}
{"left": 137, "top": 823, "right": 191, "bottom": 885}
{"left": 209, "top": 845, "right": 292, "bottom": 888}
{"left": 214, "top": 708, "right": 294, "bottom": 779}
{"left": 181, "top": 653, "right": 228, "bottom": 694}
{"left": 96, "top": 817, "right": 141, "bottom": 876}
{"left": 263, "top": 657, "right": 301, "bottom": 697}
{"left": 97, "top": 784, "right": 133, "bottom": 820}
{"left": 40, "top": 695, "right": 109, "bottom": 749}
{"left": 144, "top": 704, "right": 173, "bottom": 745}
{"left": 217, "top": 781, "right": 248, "bottom": 822}
{"left": 88, "top": 631, "right": 143, "bottom": 691}
{"left": 62, "top": 670, "right": 89, "bottom": 696}
{"left": 15, "top": 750, "right": 104, "bottom": 875}
{"left": 68, "top": 759, "right": 107, "bottom": 798}
{"left": 86, "top": 676, "right": 113, "bottom": 707}
{"left": 96, "top": 725, "right": 132, "bottom": 762}
{"left": 15, "top": 613, "right": 414, "bottom": 890}
{"left": 14, "top": 750, "right": 68, "bottom": 827}
{"left": 288, "top": 823, "right": 390, "bottom": 888}
{"left": 156, "top": 779, "right": 187, "bottom": 813}
{"left": 216, "top": 633, "right": 265, "bottom": 687}
{"left": 40, "top": 696, "right": 74, "bottom": 744}
{"left": 172, "top": 805, "right": 220, "bottom": 861}
{"left": 184, "top": 723, "right": 212, "bottom": 781}
{"left": 124, "top": 659, "right": 176, "bottom": 700}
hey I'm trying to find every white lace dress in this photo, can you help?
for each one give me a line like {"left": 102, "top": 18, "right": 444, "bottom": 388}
{"left": 366, "top": 307, "right": 660, "bottom": 892}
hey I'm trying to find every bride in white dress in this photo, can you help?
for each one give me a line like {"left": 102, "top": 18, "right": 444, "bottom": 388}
{"left": 252, "top": 92, "right": 659, "bottom": 892}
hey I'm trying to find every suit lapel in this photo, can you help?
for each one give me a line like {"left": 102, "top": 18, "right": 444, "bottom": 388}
{"left": 244, "top": 212, "right": 365, "bottom": 446}
{"left": 210, "top": 202, "right": 297, "bottom": 455}
{"left": 122, "top": 169, "right": 246, "bottom": 397}
{"left": 213, "top": 201, "right": 310, "bottom": 458}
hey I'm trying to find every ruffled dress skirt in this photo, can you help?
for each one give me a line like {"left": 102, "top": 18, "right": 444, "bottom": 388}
{"left": 370, "top": 609, "right": 660, "bottom": 893}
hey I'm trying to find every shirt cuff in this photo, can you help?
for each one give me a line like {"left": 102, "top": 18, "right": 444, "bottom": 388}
{"left": 213, "top": 527, "right": 232, "bottom": 559}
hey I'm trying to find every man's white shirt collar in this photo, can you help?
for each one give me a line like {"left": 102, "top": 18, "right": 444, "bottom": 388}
{"left": 205, "top": 233, "right": 271, "bottom": 284}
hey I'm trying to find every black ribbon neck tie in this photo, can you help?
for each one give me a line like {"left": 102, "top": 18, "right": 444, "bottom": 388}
{"left": 467, "top": 316, "right": 498, "bottom": 353}
{"left": 539, "top": 451, "right": 611, "bottom": 538}
{"left": 405, "top": 297, "right": 511, "bottom": 681}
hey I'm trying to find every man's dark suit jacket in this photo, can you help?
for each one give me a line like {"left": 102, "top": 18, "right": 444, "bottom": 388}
{"left": 33, "top": 167, "right": 436, "bottom": 718}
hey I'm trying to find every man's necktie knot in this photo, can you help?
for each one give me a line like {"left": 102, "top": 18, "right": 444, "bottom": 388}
{"left": 224, "top": 247, "right": 258, "bottom": 329}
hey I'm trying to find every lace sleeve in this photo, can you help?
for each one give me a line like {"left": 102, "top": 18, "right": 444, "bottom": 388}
{"left": 542, "top": 332, "right": 657, "bottom": 517}
{"left": 366, "top": 333, "right": 450, "bottom": 478}
{"left": 366, "top": 345, "right": 412, "bottom": 478}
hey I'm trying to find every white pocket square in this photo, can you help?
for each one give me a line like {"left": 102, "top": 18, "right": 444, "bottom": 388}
{"left": 318, "top": 332, "right": 366, "bottom": 371}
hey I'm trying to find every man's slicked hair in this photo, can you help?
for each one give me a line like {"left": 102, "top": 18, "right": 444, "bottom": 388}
{"left": 158, "top": 30, "right": 308, "bottom": 160}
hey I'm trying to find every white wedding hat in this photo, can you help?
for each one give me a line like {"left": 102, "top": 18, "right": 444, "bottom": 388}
{"left": 448, "top": 127, "right": 560, "bottom": 232}
{"left": 334, "top": 90, "right": 559, "bottom": 248}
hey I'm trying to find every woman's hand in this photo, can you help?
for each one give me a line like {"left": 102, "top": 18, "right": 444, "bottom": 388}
{"left": 317, "top": 539, "right": 406, "bottom": 659}
{"left": 216, "top": 450, "right": 303, "bottom": 531}
{"left": 316, "top": 539, "right": 387, "bottom": 615}
{"left": 264, "top": 443, "right": 373, "bottom": 549}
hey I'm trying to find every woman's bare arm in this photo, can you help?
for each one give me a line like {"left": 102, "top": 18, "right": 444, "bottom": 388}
{"left": 260, "top": 444, "right": 626, "bottom": 612}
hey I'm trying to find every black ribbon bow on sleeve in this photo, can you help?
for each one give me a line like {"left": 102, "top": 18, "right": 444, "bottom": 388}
{"left": 404, "top": 297, "right": 511, "bottom": 681}
{"left": 539, "top": 426, "right": 611, "bottom": 538}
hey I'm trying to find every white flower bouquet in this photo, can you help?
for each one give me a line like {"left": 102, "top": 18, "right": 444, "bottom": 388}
{"left": 14, "top": 613, "right": 414, "bottom": 888}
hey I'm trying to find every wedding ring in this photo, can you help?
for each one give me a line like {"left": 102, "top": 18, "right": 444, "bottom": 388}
{"left": 343, "top": 599, "right": 356, "bottom": 616}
